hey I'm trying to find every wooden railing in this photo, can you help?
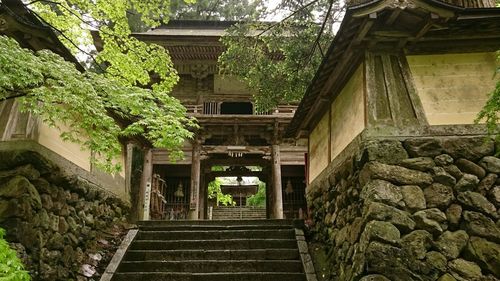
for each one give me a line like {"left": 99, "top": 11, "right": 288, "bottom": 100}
{"left": 184, "top": 103, "right": 297, "bottom": 117}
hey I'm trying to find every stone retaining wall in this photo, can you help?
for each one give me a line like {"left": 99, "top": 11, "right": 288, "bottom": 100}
{"left": 0, "top": 155, "right": 130, "bottom": 280}
{"left": 307, "top": 136, "right": 500, "bottom": 281}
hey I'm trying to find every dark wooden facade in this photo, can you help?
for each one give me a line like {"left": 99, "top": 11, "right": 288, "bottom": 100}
{"left": 133, "top": 21, "right": 308, "bottom": 220}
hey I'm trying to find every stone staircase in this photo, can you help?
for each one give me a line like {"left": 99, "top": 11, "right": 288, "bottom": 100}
{"left": 101, "top": 220, "right": 316, "bottom": 281}
{"left": 211, "top": 206, "right": 267, "bottom": 220}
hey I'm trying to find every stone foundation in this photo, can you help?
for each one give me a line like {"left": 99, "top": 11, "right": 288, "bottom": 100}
{"left": 0, "top": 150, "right": 130, "bottom": 280}
{"left": 307, "top": 136, "right": 500, "bottom": 281}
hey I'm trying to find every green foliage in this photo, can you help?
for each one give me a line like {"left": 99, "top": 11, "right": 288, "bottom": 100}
{"left": 246, "top": 181, "right": 266, "bottom": 207}
{"left": 208, "top": 178, "right": 235, "bottom": 206}
{"left": 0, "top": 36, "right": 196, "bottom": 172}
{"left": 0, "top": 228, "right": 30, "bottom": 281}
{"left": 170, "top": 0, "right": 266, "bottom": 20}
{"left": 476, "top": 51, "right": 500, "bottom": 137}
{"left": 29, "top": 0, "right": 190, "bottom": 92}
{"left": 219, "top": 0, "right": 337, "bottom": 111}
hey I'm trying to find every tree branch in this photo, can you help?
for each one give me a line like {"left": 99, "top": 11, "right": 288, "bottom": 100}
{"left": 0, "top": 90, "right": 28, "bottom": 101}
{"left": 24, "top": 2, "right": 105, "bottom": 72}
{"left": 256, "top": 0, "right": 320, "bottom": 37}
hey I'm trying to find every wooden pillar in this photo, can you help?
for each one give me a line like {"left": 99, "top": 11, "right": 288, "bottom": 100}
{"left": 138, "top": 148, "right": 153, "bottom": 221}
{"left": 271, "top": 144, "right": 284, "bottom": 219}
{"left": 199, "top": 170, "right": 206, "bottom": 220}
{"left": 188, "top": 141, "right": 201, "bottom": 220}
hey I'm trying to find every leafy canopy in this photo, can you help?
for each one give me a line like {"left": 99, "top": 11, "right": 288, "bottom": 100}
{"left": 208, "top": 178, "right": 235, "bottom": 206}
{"left": 170, "top": 0, "right": 266, "bottom": 20}
{"left": 29, "top": 0, "right": 189, "bottom": 92}
{"left": 219, "top": 0, "right": 340, "bottom": 111}
{"left": 0, "top": 36, "right": 196, "bottom": 172}
{"left": 0, "top": 228, "right": 30, "bottom": 281}
{"left": 246, "top": 181, "right": 266, "bottom": 207}
{"left": 0, "top": 0, "right": 204, "bottom": 171}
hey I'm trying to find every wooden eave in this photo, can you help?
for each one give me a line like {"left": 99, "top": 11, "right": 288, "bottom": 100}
{"left": 285, "top": 0, "right": 500, "bottom": 139}
{"left": 0, "top": 0, "right": 84, "bottom": 71}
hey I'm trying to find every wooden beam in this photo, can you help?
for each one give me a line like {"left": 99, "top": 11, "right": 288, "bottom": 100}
{"left": 208, "top": 171, "right": 266, "bottom": 178}
{"left": 385, "top": 9, "right": 402, "bottom": 26}
{"left": 205, "top": 158, "right": 270, "bottom": 167}
{"left": 203, "top": 145, "right": 270, "bottom": 155}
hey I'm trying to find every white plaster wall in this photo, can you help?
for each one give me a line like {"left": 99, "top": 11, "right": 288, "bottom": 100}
{"left": 308, "top": 65, "right": 365, "bottom": 182}
{"left": 330, "top": 66, "right": 365, "bottom": 161}
{"left": 407, "top": 52, "right": 497, "bottom": 125}
{"left": 309, "top": 112, "right": 330, "bottom": 182}
{"left": 38, "top": 122, "right": 92, "bottom": 171}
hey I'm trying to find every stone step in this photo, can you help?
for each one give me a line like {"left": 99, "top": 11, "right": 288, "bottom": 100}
{"left": 137, "top": 225, "right": 292, "bottom": 231}
{"left": 130, "top": 239, "right": 298, "bottom": 251}
{"left": 105, "top": 220, "right": 314, "bottom": 281}
{"left": 124, "top": 249, "right": 300, "bottom": 261}
{"left": 136, "top": 229, "right": 295, "bottom": 240}
{"left": 117, "top": 260, "right": 303, "bottom": 273}
{"left": 137, "top": 219, "right": 299, "bottom": 227}
{"left": 111, "top": 272, "right": 307, "bottom": 281}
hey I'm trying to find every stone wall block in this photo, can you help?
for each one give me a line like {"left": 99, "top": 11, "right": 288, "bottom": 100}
{"left": 401, "top": 230, "right": 433, "bottom": 260}
{"left": 400, "top": 157, "right": 436, "bottom": 172}
{"left": 360, "top": 220, "right": 401, "bottom": 247}
{"left": 435, "top": 154, "right": 455, "bottom": 167}
{"left": 432, "top": 167, "right": 457, "bottom": 187}
{"left": 479, "top": 156, "right": 500, "bottom": 174}
{"left": 478, "top": 174, "right": 498, "bottom": 195}
{"left": 434, "top": 230, "right": 469, "bottom": 259}
{"left": 457, "top": 191, "right": 497, "bottom": 219}
{"left": 448, "top": 258, "right": 483, "bottom": 281}
{"left": 489, "top": 186, "right": 500, "bottom": 208}
{"left": 0, "top": 199, "right": 19, "bottom": 222}
{"left": 464, "top": 236, "right": 500, "bottom": 276}
{"left": 456, "top": 158, "right": 486, "bottom": 179}
{"left": 455, "top": 174, "right": 480, "bottom": 192}
{"left": 402, "top": 185, "right": 426, "bottom": 211}
{"left": 413, "top": 208, "right": 448, "bottom": 235}
{"left": 360, "top": 162, "right": 433, "bottom": 187}
{"left": 361, "top": 180, "right": 405, "bottom": 208}
{"left": 437, "top": 273, "right": 458, "bottom": 281}
{"left": 462, "top": 211, "right": 500, "bottom": 242}
{"left": 364, "top": 201, "right": 415, "bottom": 232}
{"left": 424, "top": 183, "right": 455, "bottom": 210}
{"left": 365, "top": 140, "right": 409, "bottom": 164}
{"left": 446, "top": 204, "right": 463, "bottom": 227}
{"left": 425, "top": 251, "right": 448, "bottom": 273}
{"left": 359, "top": 274, "right": 391, "bottom": 281}
{"left": 442, "top": 137, "right": 494, "bottom": 161}
{"left": 404, "top": 138, "right": 443, "bottom": 157}
{"left": 443, "top": 165, "right": 463, "bottom": 181}
{"left": 365, "top": 241, "right": 421, "bottom": 281}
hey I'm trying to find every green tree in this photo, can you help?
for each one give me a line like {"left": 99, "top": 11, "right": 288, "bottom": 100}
{"left": 0, "top": 35, "right": 196, "bottom": 172}
{"left": 246, "top": 181, "right": 266, "bottom": 207}
{"left": 0, "top": 0, "right": 199, "bottom": 171}
{"left": 170, "top": 0, "right": 266, "bottom": 20}
{"left": 218, "top": 0, "right": 340, "bottom": 111}
{"left": 0, "top": 228, "right": 30, "bottom": 281}
{"left": 208, "top": 178, "right": 235, "bottom": 206}
{"left": 476, "top": 51, "right": 500, "bottom": 136}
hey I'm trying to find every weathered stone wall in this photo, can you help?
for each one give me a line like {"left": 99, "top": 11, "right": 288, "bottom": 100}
{"left": 307, "top": 136, "right": 500, "bottom": 281}
{"left": 0, "top": 154, "right": 130, "bottom": 280}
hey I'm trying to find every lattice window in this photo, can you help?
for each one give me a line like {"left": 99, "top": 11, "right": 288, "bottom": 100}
{"left": 203, "top": 101, "right": 220, "bottom": 115}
